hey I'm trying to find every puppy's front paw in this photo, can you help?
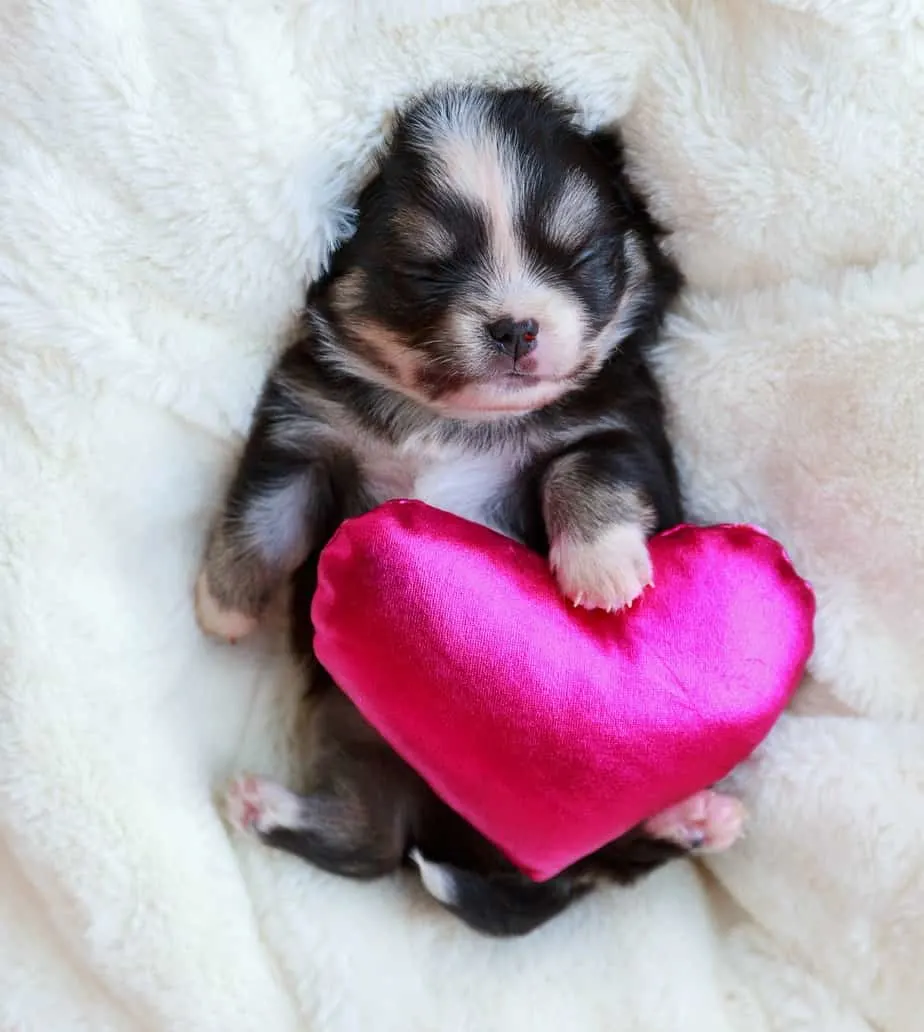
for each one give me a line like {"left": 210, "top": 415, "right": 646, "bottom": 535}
{"left": 195, "top": 570, "right": 258, "bottom": 643}
{"left": 549, "top": 523, "right": 653, "bottom": 612}
{"left": 643, "top": 790, "right": 746, "bottom": 853}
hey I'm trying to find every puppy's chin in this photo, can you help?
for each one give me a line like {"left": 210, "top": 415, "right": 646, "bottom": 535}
{"left": 433, "top": 376, "right": 573, "bottom": 420}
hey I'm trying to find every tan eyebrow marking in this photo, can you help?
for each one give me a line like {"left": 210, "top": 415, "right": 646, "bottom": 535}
{"left": 544, "top": 172, "right": 600, "bottom": 250}
{"left": 391, "top": 207, "right": 455, "bottom": 259}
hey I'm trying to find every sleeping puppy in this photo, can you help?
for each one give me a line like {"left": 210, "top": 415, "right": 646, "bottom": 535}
{"left": 197, "top": 83, "right": 745, "bottom": 937}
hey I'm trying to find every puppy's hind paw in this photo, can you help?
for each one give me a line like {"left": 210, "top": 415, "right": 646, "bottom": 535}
{"left": 643, "top": 790, "right": 746, "bottom": 853}
{"left": 195, "top": 570, "right": 258, "bottom": 643}
{"left": 224, "top": 774, "right": 304, "bottom": 837}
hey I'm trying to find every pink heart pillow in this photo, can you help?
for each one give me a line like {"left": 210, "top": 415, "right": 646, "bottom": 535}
{"left": 311, "top": 500, "right": 814, "bottom": 881}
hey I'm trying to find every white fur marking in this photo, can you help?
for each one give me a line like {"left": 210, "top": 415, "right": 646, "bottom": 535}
{"left": 355, "top": 434, "right": 519, "bottom": 534}
{"left": 225, "top": 775, "right": 306, "bottom": 836}
{"left": 412, "top": 449, "right": 516, "bottom": 532}
{"left": 410, "top": 849, "right": 460, "bottom": 906}
{"left": 550, "top": 522, "right": 653, "bottom": 611}
{"left": 240, "top": 476, "right": 312, "bottom": 564}
{"left": 422, "top": 95, "right": 521, "bottom": 280}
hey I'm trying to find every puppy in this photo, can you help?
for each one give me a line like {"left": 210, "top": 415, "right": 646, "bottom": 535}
{"left": 198, "top": 84, "right": 745, "bottom": 936}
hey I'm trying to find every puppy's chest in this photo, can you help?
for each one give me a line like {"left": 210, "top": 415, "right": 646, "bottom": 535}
{"left": 355, "top": 437, "right": 526, "bottom": 537}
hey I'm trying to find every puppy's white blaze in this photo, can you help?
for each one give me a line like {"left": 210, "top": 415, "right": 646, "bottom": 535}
{"left": 410, "top": 849, "right": 460, "bottom": 906}
{"left": 428, "top": 113, "right": 519, "bottom": 222}
{"left": 241, "top": 476, "right": 312, "bottom": 564}
{"left": 546, "top": 172, "right": 600, "bottom": 249}
{"left": 550, "top": 522, "right": 653, "bottom": 612}
{"left": 418, "top": 93, "right": 522, "bottom": 284}
{"left": 416, "top": 93, "right": 596, "bottom": 391}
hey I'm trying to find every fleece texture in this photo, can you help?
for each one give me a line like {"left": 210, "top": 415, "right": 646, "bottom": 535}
{"left": 1, "top": 1, "right": 922, "bottom": 1030}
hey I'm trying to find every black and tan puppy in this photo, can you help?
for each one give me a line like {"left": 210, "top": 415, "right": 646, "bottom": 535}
{"left": 197, "top": 84, "right": 745, "bottom": 937}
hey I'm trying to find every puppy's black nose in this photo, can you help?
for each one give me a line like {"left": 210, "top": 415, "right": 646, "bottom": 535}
{"left": 487, "top": 317, "right": 539, "bottom": 360}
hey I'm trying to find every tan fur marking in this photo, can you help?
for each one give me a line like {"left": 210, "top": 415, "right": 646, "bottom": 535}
{"left": 392, "top": 207, "right": 455, "bottom": 258}
{"left": 545, "top": 172, "right": 600, "bottom": 249}
{"left": 331, "top": 269, "right": 368, "bottom": 317}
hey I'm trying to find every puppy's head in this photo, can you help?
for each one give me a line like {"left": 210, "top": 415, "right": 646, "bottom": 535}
{"left": 324, "top": 84, "right": 679, "bottom": 419}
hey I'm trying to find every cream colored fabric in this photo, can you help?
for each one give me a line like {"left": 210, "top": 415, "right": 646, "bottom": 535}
{"left": 1, "top": 1, "right": 921, "bottom": 1029}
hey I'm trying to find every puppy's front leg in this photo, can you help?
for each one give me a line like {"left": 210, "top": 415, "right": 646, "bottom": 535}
{"left": 541, "top": 431, "right": 675, "bottom": 612}
{"left": 196, "top": 347, "right": 340, "bottom": 641}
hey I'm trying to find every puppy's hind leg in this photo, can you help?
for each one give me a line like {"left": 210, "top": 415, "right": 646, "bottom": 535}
{"left": 225, "top": 764, "right": 411, "bottom": 880}
{"left": 410, "top": 851, "right": 589, "bottom": 937}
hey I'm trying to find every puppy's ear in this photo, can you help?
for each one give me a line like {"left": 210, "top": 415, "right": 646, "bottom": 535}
{"left": 353, "top": 165, "right": 386, "bottom": 221}
{"left": 588, "top": 125, "right": 683, "bottom": 308}
{"left": 586, "top": 127, "right": 664, "bottom": 236}
{"left": 353, "top": 101, "right": 402, "bottom": 213}
{"left": 309, "top": 160, "right": 386, "bottom": 299}
{"left": 311, "top": 116, "right": 395, "bottom": 289}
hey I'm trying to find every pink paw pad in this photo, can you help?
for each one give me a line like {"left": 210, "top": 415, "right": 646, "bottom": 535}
{"left": 225, "top": 775, "right": 263, "bottom": 832}
{"left": 643, "top": 790, "right": 746, "bottom": 853}
{"left": 224, "top": 774, "right": 304, "bottom": 837}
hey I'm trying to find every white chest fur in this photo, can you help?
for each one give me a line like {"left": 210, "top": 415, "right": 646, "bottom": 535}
{"left": 357, "top": 435, "right": 520, "bottom": 536}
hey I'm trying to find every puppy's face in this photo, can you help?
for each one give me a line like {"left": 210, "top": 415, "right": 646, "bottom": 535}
{"left": 327, "top": 86, "right": 661, "bottom": 419}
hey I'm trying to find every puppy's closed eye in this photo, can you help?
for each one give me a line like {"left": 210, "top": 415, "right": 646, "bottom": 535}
{"left": 569, "top": 242, "right": 603, "bottom": 271}
{"left": 393, "top": 259, "right": 449, "bottom": 287}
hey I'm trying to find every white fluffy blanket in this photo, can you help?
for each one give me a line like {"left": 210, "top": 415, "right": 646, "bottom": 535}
{"left": 2, "top": 1, "right": 922, "bottom": 1029}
